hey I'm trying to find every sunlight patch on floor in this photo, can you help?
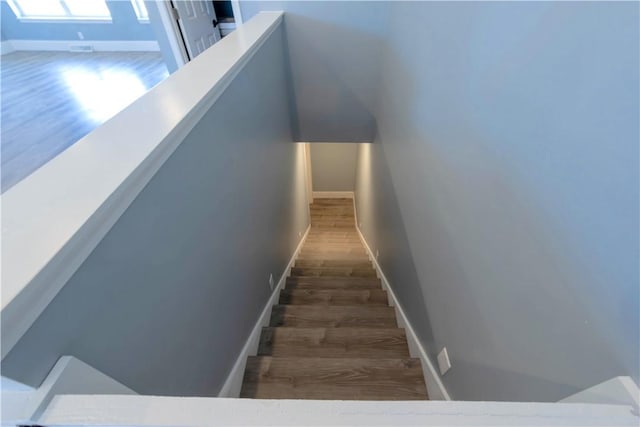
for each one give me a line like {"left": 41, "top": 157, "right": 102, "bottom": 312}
{"left": 60, "top": 66, "right": 148, "bottom": 124}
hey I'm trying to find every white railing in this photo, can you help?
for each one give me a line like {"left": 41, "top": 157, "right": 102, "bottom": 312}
{"left": 0, "top": 12, "right": 283, "bottom": 360}
{"left": 2, "top": 356, "right": 135, "bottom": 425}
{"left": 35, "top": 394, "right": 640, "bottom": 426}
{"left": 6, "top": 354, "right": 638, "bottom": 426}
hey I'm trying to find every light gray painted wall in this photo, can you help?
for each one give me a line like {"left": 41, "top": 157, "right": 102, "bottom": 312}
{"left": 310, "top": 143, "right": 357, "bottom": 192}
{"left": 356, "top": 2, "right": 639, "bottom": 402}
{"left": 1, "top": 25, "right": 310, "bottom": 396}
{"left": 240, "top": 1, "right": 388, "bottom": 142}
{"left": 354, "top": 141, "right": 438, "bottom": 353}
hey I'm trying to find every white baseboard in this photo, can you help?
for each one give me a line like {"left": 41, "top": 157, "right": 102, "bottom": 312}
{"left": 218, "top": 225, "right": 311, "bottom": 397}
{"left": 352, "top": 199, "right": 451, "bottom": 401}
{"left": 312, "top": 191, "right": 354, "bottom": 199}
{"left": 1, "top": 40, "right": 15, "bottom": 55}
{"left": 7, "top": 40, "right": 160, "bottom": 52}
{"left": 1, "top": 356, "right": 135, "bottom": 425}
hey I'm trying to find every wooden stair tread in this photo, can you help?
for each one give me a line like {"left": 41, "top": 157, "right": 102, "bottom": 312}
{"left": 311, "top": 223, "right": 355, "bottom": 226}
{"left": 301, "top": 245, "right": 365, "bottom": 250}
{"left": 310, "top": 227, "right": 357, "bottom": 231}
{"left": 240, "top": 356, "right": 427, "bottom": 400}
{"left": 286, "top": 276, "right": 381, "bottom": 290}
{"left": 303, "top": 242, "right": 363, "bottom": 246}
{"left": 311, "top": 219, "right": 355, "bottom": 223}
{"left": 270, "top": 305, "right": 397, "bottom": 328}
{"left": 305, "top": 243, "right": 361, "bottom": 246}
{"left": 307, "top": 231, "right": 359, "bottom": 234}
{"left": 298, "top": 249, "right": 367, "bottom": 254}
{"left": 305, "top": 234, "right": 362, "bottom": 244}
{"left": 310, "top": 216, "right": 355, "bottom": 219}
{"left": 279, "top": 289, "right": 388, "bottom": 305}
{"left": 291, "top": 266, "right": 376, "bottom": 276}
{"left": 310, "top": 208, "right": 354, "bottom": 212}
{"left": 297, "top": 256, "right": 369, "bottom": 262}
{"left": 297, "top": 248, "right": 369, "bottom": 261}
{"left": 296, "top": 258, "right": 371, "bottom": 264}
{"left": 240, "top": 198, "right": 428, "bottom": 401}
{"left": 310, "top": 216, "right": 354, "bottom": 219}
{"left": 297, "top": 252, "right": 369, "bottom": 259}
{"left": 305, "top": 236, "right": 360, "bottom": 240}
{"left": 311, "top": 199, "right": 353, "bottom": 205}
{"left": 301, "top": 251, "right": 365, "bottom": 255}
{"left": 299, "top": 246, "right": 365, "bottom": 251}
{"left": 258, "top": 327, "right": 410, "bottom": 358}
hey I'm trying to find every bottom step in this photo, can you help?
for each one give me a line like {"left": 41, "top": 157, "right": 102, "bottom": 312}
{"left": 240, "top": 356, "right": 428, "bottom": 400}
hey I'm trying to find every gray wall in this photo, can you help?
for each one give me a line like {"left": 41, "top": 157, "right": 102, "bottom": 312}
{"left": 355, "top": 1, "right": 638, "bottom": 402}
{"left": 240, "top": 1, "right": 388, "bottom": 142}
{"left": 310, "top": 143, "right": 357, "bottom": 191}
{"left": 1, "top": 25, "right": 310, "bottom": 396}
{"left": 0, "top": 1, "right": 154, "bottom": 41}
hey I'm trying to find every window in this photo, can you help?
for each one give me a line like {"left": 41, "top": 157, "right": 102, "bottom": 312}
{"left": 7, "top": 0, "right": 112, "bottom": 21}
{"left": 130, "top": 0, "right": 149, "bottom": 22}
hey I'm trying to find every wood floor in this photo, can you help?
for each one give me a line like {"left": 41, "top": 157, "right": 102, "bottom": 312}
{"left": 240, "top": 198, "right": 428, "bottom": 400}
{"left": 1, "top": 51, "right": 169, "bottom": 193}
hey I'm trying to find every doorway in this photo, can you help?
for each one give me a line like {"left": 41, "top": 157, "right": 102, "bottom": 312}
{"left": 157, "top": 0, "right": 242, "bottom": 67}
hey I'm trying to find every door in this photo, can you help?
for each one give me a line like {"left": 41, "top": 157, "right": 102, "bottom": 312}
{"left": 172, "top": 1, "right": 221, "bottom": 60}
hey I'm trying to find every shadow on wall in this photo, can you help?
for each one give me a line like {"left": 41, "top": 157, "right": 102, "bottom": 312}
{"left": 357, "top": 126, "right": 628, "bottom": 403}
{"left": 367, "top": 1, "right": 638, "bottom": 402}
{"left": 354, "top": 141, "right": 438, "bottom": 374}
{"left": 282, "top": 14, "right": 381, "bottom": 142}
{"left": 281, "top": 22, "right": 300, "bottom": 142}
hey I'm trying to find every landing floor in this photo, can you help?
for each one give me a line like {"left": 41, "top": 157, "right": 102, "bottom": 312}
{"left": 1, "top": 51, "right": 169, "bottom": 192}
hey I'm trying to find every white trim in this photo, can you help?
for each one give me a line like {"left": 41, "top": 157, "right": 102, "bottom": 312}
{"left": 352, "top": 198, "right": 451, "bottom": 401}
{"left": 1, "top": 40, "right": 15, "bottom": 55}
{"left": 1, "top": 12, "right": 284, "bottom": 360}
{"left": 7, "top": 40, "right": 160, "bottom": 52}
{"left": 304, "top": 143, "right": 313, "bottom": 205}
{"left": 218, "top": 224, "right": 311, "bottom": 397}
{"left": 37, "top": 395, "right": 640, "bottom": 426}
{"left": 2, "top": 356, "right": 135, "bottom": 426}
{"left": 130, "top": 0, "right": 150, "bottom": 23}
{"left": 231, "top": 0, "right": 243, "bottom": 25}
{"left": 312, "top": 191, "right": 354, "bottom": 199}
{"left": 158, "top": 0, "right": 188, "bottom": 67}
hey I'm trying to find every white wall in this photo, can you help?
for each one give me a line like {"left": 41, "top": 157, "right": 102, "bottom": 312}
{"left": 310, "top": 143, "right": 358, "bottom": 192}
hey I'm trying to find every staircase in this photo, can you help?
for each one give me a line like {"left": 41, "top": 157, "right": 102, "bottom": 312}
{"left": 240, "top": 198, "right": 429, "bottom": 400}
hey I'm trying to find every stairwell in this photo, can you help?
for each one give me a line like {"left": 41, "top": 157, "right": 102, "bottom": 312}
{"left": 240, "top": 198, "right": 429, "bottom": 400}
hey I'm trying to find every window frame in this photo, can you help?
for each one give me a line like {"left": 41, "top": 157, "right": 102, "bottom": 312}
{"left": 130, "top": 0, "right": 150, "bottom": 23}
{"left": 7, "top": 0, "right": 113, "bottom": 23}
